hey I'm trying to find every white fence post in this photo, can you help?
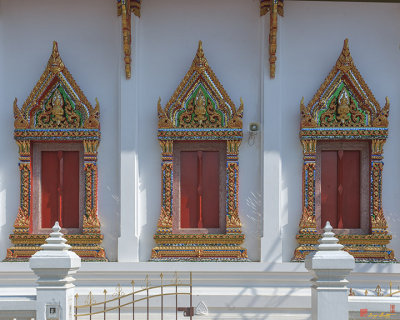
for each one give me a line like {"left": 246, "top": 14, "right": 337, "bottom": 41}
{"left": 305, "top": 222, "right": 355, "bottom": 320}
{"left": 29, "top": 222, "right": 81, "bottom": 320}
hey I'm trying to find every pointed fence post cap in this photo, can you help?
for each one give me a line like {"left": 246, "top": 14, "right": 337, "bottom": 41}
{"left": 317, "top": 221, "right": 344, "bottom": 251}
{"left": 40, "top": 221, "right": 71, "bottom": 251}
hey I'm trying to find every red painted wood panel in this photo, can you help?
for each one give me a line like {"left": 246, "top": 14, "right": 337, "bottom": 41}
{"left": 341, "top": 151, "right": 361, "bottom": 228}
{"left": 321, "top": 151, "right": 338, "bottom": 228}
{"left": 201, "top": 151, "right": 220, "bottom": 228}
{"left": 180, "top": 151, "right": 198, "bottom": 228}
{"left": 41, "top": 151, "right": 59, "bottom": 228}
{"left": 180, "top": 150, "right": 220, "bottom": 229}
{"left": 62, "top": 151, "right": 80, "bottom": 228}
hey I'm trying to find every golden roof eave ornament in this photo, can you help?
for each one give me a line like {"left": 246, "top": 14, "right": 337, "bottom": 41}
{"left": 117, "top": 0, "right": 141, "bottom": 79}
{"left": 260, "top": 0, "right": 284, "bottom": 79}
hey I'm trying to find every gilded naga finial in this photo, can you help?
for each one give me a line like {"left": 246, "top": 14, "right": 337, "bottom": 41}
{"left": 48, "top": 41, "right": 65, "bottom": 74}
{"left": 193, "top": 40, "right": 207, "bottom": 68}
{"left": 13, "top": 98, "right": 29, "bottom": 129}
{"left": 336, "top": 38, "right": 353, "bottom": 72}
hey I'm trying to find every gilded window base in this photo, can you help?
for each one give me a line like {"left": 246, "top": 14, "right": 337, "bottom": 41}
{"left": 153, "top": 42, "right": 247, "bottom": 261}
{"left": 293, "top": 39, "right": 394, "bottom": 262}
{"left": 6, "top": 42, "right": 107, "bottom": 262}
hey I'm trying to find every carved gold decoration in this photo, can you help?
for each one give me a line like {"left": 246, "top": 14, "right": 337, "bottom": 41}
{"left": 153, "top": 42, "right": 247, "bottom": 261}
{"left": 6, "top": 42, "right": 106, "bottom": 262}
{"left": 300, "top": 39, "right": 389, "bottom": 131}
{"left": 293, "top": 39, "right": 394, "bottom": 262}
{"left": 260, "top": 0, "right": 284, "bottom": 79}
{"left": 117, "top": 0, "right": 140, "bottom": 79}
{"left": 13, "top": 99, "right": 29, "bottom": 129}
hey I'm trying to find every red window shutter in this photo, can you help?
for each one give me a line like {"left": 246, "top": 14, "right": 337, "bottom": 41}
{"left": 61, "top": 151, "right": 80, "bottom": 228}
{"left": 321, "top": 151, "right": 338, "bottom": 228}
{"left": 180, "top": 150, "right": 220, "bottom": 229}
{"left": 41, "top": 151, "right": 60, "bottom": 228}
{"left": 41, "top": 150, "right": 80, "bottom": 229}
{"left": 321, "top": 150, "right": 361, "bottom": 229}
{"left": 180, "top": 151, "right": 198, "bottom": 228}
{"left": 201, "top": 151, "right": 220, "bottom": 228}
{"left": 341, "top": 151, "right": 361, "bottom": 229}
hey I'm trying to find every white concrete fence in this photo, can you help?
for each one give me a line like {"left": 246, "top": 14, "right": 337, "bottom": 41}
{"left": 0, "top": 222, "right": 398, "bottom": 320}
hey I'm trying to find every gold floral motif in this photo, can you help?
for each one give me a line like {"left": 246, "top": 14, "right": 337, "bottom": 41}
{"left": 36, "top": 89, "right": 80, "bottom": 129}
{"left": 226, "top": 214, "right": 242, "bottom": 229}
{"left": 84, "top": 98, "right": 100, "bottom": 129}
{"left": 299, "top": 208, "right": 316, "bottom": 230}
{"left": 371, "top": 161, "right": 383, "bottom": 216}
{"left": 227, "top": 140, "right": 241, "bottom": 155}
{"left": 84, "top": 140, "right": 100, "bottom": 154}
{"left": 157, "top": 208, "right": 172, "bottom": 229}
{"left": 178, "top": 89, "right": 223, "bottom": 128}
{"left": 83, "top": 213, "right": 101, "bottom": 232}
{"left": 320, "top": 89, "right": 365, "bottom": 127}
{"left": 372, "top": 209, "right": 388, "bottom": 231}
{"left": 227, "top": 98, "right": 244, "bottom": 129}
{"left": 19, "top": 163, "right": 31, "bottom": 218}
{"left": 158, "top": 98, "right": 174, "bottom": 129}
{"left": 301, "top": 139, "right": 316, "bottom": 155}
{"left": 227, "top": 163, "right": 238, "bottom": 217}
{"left": 16, "top": 141, "right": 31, "bottom": 158}
{"left": 13, "top": 208, "right": 30, "bottom": 231}
{"left": 372, "top": 97, "right": 390, "bottom": 128}
{"left": 371, "top": 139, "right": 386, "bottom": 155}
{"left": 300, "top": 97, "right": 317, "bottom": 128}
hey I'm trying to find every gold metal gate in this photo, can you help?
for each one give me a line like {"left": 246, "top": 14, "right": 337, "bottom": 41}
{"left": 74, "top": 272, "right": 193, "bottom": 320}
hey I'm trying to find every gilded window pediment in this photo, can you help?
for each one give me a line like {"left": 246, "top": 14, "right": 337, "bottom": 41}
{"left": 300, "top": 39, "right": 389, "bottom": 134}
{"left": 158, "top": 41, "right": 243, "bottom": 132}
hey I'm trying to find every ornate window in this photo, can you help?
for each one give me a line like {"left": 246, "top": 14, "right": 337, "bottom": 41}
{"left": 151, "top": 42, "right": 247, "bottom": 261}
{"left": 6, "top": 42, "right": 106, "bottom": 261}
{"left": 293, "top": 39, "right": 394, "bottom": 262}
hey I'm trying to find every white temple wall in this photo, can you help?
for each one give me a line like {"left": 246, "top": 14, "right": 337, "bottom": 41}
{"left": 0, "top": 0, "right": 399, "bottom": 263}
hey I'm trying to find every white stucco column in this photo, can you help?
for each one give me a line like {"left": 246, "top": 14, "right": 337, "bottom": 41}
{"left": 118, "top": 15, "right": 140, "bottom": 261}
{"left": 260, "top": 13, "right": 283, "bottom": 262}
{"left": 305, "top": 222, "right": 355, "bottom": 320}
{"left": 30, "top": 222, "right": 81, "bottom": 320}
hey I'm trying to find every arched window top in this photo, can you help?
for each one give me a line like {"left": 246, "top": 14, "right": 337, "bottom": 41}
{"left": 300, "top": 39, "right": 389, "bottom": 137}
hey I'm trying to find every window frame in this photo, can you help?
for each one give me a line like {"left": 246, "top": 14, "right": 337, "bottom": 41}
{"left": 172, "top": 141, "right": 227, "bottom": 234}
{"left": 315, "top": 141, "right": 370, "bottom": 235}
{"left": 32, "top": 142, "right": 84, "bottom": 234}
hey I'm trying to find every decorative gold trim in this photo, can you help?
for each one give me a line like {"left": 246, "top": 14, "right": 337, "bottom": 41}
{"left": 152, "top": 42, "right": 247, "bottom": 261}
{"left": 6, "top": 42, "right": 106, "bottom": 262}
{"left": 294, "top": 39, "right": 394, "bottom": 262}
{"left": 260, "top": 0, "right": 284, "bottom": 79}
{"left": 117, "top": 0, "right": 140, "bottom": 79}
